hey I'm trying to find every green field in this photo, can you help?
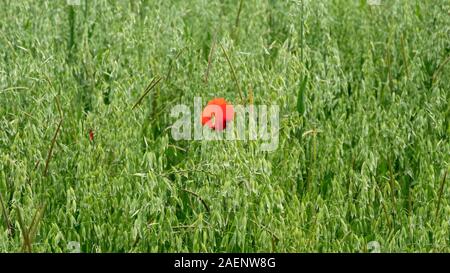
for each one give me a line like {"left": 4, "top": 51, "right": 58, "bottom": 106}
{"left": 0, "top": 0, "right": 449, "bottom": 253}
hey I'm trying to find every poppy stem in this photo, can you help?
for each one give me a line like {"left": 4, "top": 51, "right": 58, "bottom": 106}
{"left": 435, "top": 170, "right": 448, "bottom": 220}
{"left": 43, "top": 118, "right": 63, "bottom": 177}
{"left": 204, "top": 35, "right": 216, "bottom": 84}
{"left": 181, "top": 188, "right": 210, "bottom": 213}
{"left": 132, "top": 76, "right": 163, "bottom": 110}
{"left": 0, "top": 190, "right": 13, "bottom": 237}
{"left": 220, "top": 43, "right": 244, "bottom": 103}
{"left": 300, "top": 0, "right": 304, "bottom": 64}
{"left": 166, "top": 47, "right": 186, "bottom": 82}
{"left": 16, "top": 208, "right": 31, "bottom": 252}
{"left": 234, "top": 0, "right": 244, "bottom": 32}
{"left": 432, "top": 54, "right": 450, "bottom": 86}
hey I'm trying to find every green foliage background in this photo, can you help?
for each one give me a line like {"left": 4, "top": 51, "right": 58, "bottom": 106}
{"left": 0, "top": 0, "right": 449, "bottom": 252}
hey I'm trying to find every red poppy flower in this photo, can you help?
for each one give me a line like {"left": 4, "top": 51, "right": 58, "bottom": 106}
{"left": 201, "top": 98, "right": 234, "bottom": 131}
{"left": 89, "top": 129, "right": 94, "bottom": 142}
